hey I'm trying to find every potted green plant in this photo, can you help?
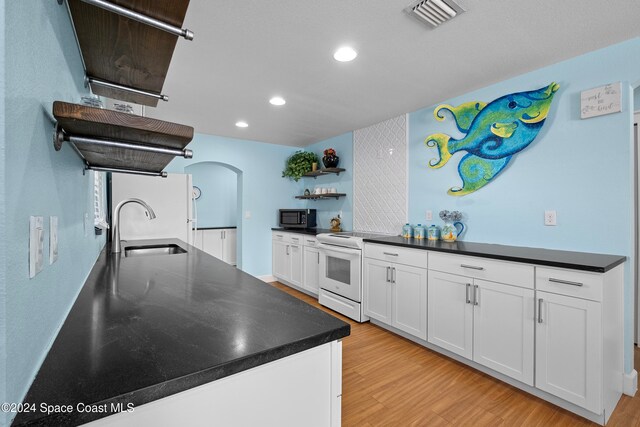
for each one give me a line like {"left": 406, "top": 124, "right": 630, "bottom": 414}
{"left": 282, "top": 150, "right": 319, "bottom": 181}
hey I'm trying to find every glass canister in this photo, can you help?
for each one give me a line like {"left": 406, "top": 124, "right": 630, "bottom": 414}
{"left": 427, "top": 224, "right": 440, "bottom": 241}
{"left": 401, "top": 223, "right": 414, "bottom": 238}
{"left": 414, "top": 224, "right": 426, "bottom": 239}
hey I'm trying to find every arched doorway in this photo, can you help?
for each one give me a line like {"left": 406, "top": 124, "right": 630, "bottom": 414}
{"left": 185, "top": 161, "right": 243, "bottom": 269}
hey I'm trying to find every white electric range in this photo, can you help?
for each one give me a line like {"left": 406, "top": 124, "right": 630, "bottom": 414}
{"left": 316, "top": 232, "right": 390, "bottom": 322}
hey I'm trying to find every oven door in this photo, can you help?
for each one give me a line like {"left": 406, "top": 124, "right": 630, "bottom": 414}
{"left": 318, "top": 243, "right": 362, "bottom": 303}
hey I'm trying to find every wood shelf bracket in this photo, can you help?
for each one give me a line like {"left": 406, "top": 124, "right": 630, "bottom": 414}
{"left": 78, "top": 0, "right": 194, "bottom": 40}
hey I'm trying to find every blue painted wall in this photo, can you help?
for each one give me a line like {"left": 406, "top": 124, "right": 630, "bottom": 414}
{"left": 167, "top": 134, "right": 301, "bottom": 277}
{"left": 3, "top": 2, "right": 106, "bottom": 425}
{"left": 408, "top": 38, "right": 640, "bottom": 373}
{"left": 304, "top": 133, "right": 354, "bottom": 230}
{"left": 0, "top": 0, "right": 6, "bottom": 418}
{"left": 187, "top": 163, "right": 238, "bottom": 228}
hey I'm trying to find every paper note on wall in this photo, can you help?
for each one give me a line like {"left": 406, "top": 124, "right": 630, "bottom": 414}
{"left": 580, "top": 82, "right": 622, "bottom": 119}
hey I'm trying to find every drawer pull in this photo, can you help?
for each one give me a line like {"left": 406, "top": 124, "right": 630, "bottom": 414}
{"left": 461, "top": 264, "right": 484, "bottom": 271}
{"left": 383, "top": 252, "right": 399, "bottom": 256}
{"left": 548, "top": 278, "right": 583, "bottom": 287}
{"left": 538, "top": 298, "right": 544, "bottom": 323}
{"left": 276, "top": 234, "right": 283, "bottom": 238}
{"left": 292, "top": 237, "right": 299, "bottom": 241}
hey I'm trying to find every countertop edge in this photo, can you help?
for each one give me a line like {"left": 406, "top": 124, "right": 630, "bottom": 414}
{"left": 362, "top": 238, "right": 626, "bottom": 273}
{"left": 15, "top": 326, "right": 349, "bottom": 427}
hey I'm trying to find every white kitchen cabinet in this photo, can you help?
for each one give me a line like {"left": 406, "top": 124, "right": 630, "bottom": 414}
{"left": 272, "top": 240, "right": 288, "bottom": 279}
{"left": 363, "top": 247, "right": 427, "bottom": 341}
{"left": 198, "top": 228, "right": 237, "bottom": 265}
{"left": 535, "top": 290, "right": 602, "bottom": 413}
{"left": 473, "top": 279, "right": 534, "bottom": 385}
{"left": 427, "top": 262, "right": 534, "bottom": 385}
{"left": 289, "top": 243, "right": 303, "bottom": 288}
{"left": 271, "top": 232, "right": 306, "bottom": 292}
{"left": 427, "top": 270, "right": 473, "bottom": 359}
{"left": 363, "top": 258, "right": 392, "bottom": 324}
{"left": 303, "top": 246, "right": 320, "bottom": 295}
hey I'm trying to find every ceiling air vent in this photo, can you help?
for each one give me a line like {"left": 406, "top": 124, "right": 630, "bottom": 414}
{"left": 405, "top": 0, "right": 465, "bottom": 28}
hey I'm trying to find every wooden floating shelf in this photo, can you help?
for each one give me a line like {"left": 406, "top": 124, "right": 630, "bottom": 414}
{"left": 53, "top": 101, "right": 194, "bottom": 175}
{"left": 66, "top": 0, "right": 191, "bottom": 106}
{"left": 295, "top": 193, "right": 346, "bottom": 200}
{"left": 303, "top": 168, "right": 346, "bottom": 178}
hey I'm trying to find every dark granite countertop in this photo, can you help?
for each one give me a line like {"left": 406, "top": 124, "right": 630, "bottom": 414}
{"left": 363, "top": 236, "right": 625, "bottom": 273}
{"left": 13, "top": 239, "right": 349, "bottom": 426}
{"left": 271, "top": 227, "right": 336, "bottom": 236}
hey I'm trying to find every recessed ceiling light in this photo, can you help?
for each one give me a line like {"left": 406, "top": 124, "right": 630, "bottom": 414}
{"left": 235, "top": 121, "right": 248, "bottom": 128}
{"left": 333, "top": 46, "right": 357, "bottom": 62}
{"left": 269, "top": 96, "right": 286, "bottom": 106}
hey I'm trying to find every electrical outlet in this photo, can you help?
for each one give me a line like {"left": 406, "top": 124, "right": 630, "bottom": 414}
{"left": 426, "top": 210, "right": 433, "bottom": 221}
{"left": 544, "top": 210, "right": 557, "bottom": 226}
{"left": 244, "top": 210, "right": 251, "bottom": 219}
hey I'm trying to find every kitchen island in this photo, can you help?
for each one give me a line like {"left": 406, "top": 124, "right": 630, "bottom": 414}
{"left": 12, "top": 239, "right": 349, "bottom": 426}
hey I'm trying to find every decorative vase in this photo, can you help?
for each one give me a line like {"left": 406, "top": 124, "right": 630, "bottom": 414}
{"left": 322, "top": 155, "right": 339, "bottom": 168}
{"left": 441, "top": 221, "right": 465, "bottom": 242}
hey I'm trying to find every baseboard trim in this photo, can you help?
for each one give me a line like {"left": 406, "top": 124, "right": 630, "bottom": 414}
{"left": 624, "top": 370, "right": 638, "bottom": 396}
{"left": 257, "top": 275, "right": 277, "bottom": 283}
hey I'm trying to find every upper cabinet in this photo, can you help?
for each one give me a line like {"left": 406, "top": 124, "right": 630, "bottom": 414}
{"left": 64, "top": 0, "right": 193, "bottom": 106}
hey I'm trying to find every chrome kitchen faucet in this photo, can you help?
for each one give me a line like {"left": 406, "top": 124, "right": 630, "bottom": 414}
{"left": 111, "top": 198, "right": 156, "bottom": 253}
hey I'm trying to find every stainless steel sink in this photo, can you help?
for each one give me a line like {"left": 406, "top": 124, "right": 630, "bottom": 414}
{"left": 124, "top": 244, "right": 187, "bottom": 257}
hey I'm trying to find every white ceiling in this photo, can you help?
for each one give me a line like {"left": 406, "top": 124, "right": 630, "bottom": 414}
{"left": 147, "top": 0, "right": 640, "bottom": 147}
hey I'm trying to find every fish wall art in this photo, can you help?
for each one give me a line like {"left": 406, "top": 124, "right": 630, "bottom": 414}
{"left": 425, "top": 82, "right": 560, "bottom": 196}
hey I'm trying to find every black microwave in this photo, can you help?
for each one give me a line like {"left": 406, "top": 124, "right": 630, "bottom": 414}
{"left": 279, "top": 209, "right": 317, "bottom": 229}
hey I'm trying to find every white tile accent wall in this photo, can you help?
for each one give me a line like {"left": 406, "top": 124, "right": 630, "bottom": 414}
{"left": 353, "top": 114, "right": 407, "bottom": 234}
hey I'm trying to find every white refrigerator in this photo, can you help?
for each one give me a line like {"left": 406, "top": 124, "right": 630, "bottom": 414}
{"left": 111, "top": 173, "right": 194, "bottom": 245}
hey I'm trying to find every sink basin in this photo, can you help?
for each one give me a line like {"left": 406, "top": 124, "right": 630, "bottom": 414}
{"left": 124, "top": 244, "right": 187, "bottom": 257}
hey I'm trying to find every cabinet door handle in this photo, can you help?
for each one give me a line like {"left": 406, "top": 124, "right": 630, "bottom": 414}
{"left": 286, "top": 245, "right": 290, "bottom": 256}
{"left": 465, "top": 283, "right": 471, "bottom": 304}
{"left": 461, "top": 264, "right": 484, "bottom": 271}
{"left": 383, "top": 252, "right": 399, "bottom": 257}
{"left": 548, "top": 278, "right": 583, "bottom": 287}
{"left": 317, "top": 252, "right": 320, "bottom": 264}
{"left": 538, "top": 298, "right": 544, "bottom": 323}
{"left": 223, "top": 230, "right": 225, "bottom": 239}
{"left": 386, "top": 266, "right": 391, "bottom": 283}
{"left": 392, "top": 267, "right": 396, "bottom": 284}
{"left": 473, "top": 284, "right": 479, "bottom": 305}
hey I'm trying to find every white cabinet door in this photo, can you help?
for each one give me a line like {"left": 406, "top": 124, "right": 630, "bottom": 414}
{"left": 363, "top": 258, "right": 392, "bottom": 324}
{"left": 427, "top": 270, "right": 473, "bottom": 359}
{"left": 473, "top": 280, "right": 534, "bottom": 385}
{"left": 222, "top": 229, "right": 237, "bottom": 265}
{"left": 392, "top": 264, "right": 427, "bottom": 340}
{"left": 289, "top": 244, "right": 303, "bottom": 288}
{"left": 303, "top": 247, "right": 320, "bottom": 295}
{"left": 272, "top": 240, "right": 289, "bottom": 281}
{"left": 202, "top": 230, "right": 224, "bottom": 259}
{"left": 535, "top": 291, "right": 602, "bottom": 413}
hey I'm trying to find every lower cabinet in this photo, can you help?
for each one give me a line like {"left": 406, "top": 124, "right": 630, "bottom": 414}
{"left": 272, "top": 232, "right": 311, "bottom": 292}
{"left": 303, "top": 246, "right": 320, "bottom": 295}
{"left": 427, "top": 270, "right": 535, "bottom": 385}
{"left": 535, "top": 278, "right": 604, "bottom": 413}
{"left": 195, "top": 228, "right": 237, "bottom": 265}
{"left": 363, "top": 258, "right": 427, "bottom": 340}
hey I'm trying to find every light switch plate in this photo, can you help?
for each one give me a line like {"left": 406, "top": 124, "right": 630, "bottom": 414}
{"left": 29, "top": 216, "right": 44, "bottom": 278}
{"left": 426, "top": 210, "right": 433, "bottom": 221}
{"left": 50, "top": 216, "right": 58, "bottom": 264}
{"left": 544, "top": 210, "right": 557, "bottom": 226}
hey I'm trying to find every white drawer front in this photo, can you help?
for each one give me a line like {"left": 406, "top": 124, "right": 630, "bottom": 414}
{"left": 536, "top": 267, "right": 603, "bottom": 302}
{"left": 364, "top": 243, "right": 428, "bottom": 268}
{"left": 304, "top": 236, "right": 318, "bottom": 247}
{"left": 272, "top": 232, "right": 303, "bottom": 245}
{"left": 429, "top": 252, "right": 534, "bottom": 289}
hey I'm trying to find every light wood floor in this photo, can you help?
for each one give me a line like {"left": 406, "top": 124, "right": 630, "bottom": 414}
{"left": 270, "top": 282, "right": 640, "bottom": 426}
